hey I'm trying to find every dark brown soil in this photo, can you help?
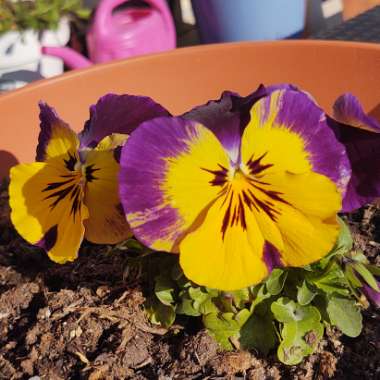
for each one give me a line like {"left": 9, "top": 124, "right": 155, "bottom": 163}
{"left": 0, "top": 185, "right": 379, "bottom": 380}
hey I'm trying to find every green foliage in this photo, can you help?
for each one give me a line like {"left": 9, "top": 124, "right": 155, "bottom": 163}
{"left": 272, "top": 298, "right": 323, "bottom": 365}
{"left": 326, "top": 295, "right": 362, "bottom": 337}
{"left": 141, "top": 219, "right": 379, "bottom": 365}
{"left": 0, "top": 0, "right": 90, "bottom": 34}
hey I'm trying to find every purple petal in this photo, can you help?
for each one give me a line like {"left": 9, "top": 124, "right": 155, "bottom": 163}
{"left": 79, "top": 93, "right": 170, "bottom": 148}
{"left": 36, "top": 225, "right": 58, "bottom": 251}
{"left": 37, "top": 102, "right": 72, "bottom": 162}
{"left": 362, "top": 283, "right": 380, "bottom": 308}
{"left": 328, "top": 94, "right": 380, "bottom": 211}
{"left": 333, "top": 93, "right": 380, "bottom": 132}
{"left": 119, "top": 117, "right": 196, "bottom": 250}
{"left": 182, "top": 85, "right": 267, "bottom": 164}
{"left": 263, "top": 241, "right": 283, "bottom": 272}
{"left": 328, "top": 117, "right": 380, "bottom": 211}
{"left": 266, "top": 83, "right": 299, "bottom": 93}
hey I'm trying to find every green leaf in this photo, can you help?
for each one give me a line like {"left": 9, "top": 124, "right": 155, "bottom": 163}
{"left": 366, "top": 264, "right": 380, "bottom": 276}
{"left": 205, "top": 287, "right": 220, "bottom": 298}
{"left": 235, "top": 308, "right": 252, "bottom": 326}
{"left": 240, "top": 312, "right": 277, "bottom": 355}
{"left": 335, "top": 217, "right": 353, "bottom": 253}
{"left": 297, "top": 281, "right": 316, "bottom": 305}
{"left": 189, "top": 287, "right": 209, "bottom": 303}
{"left": 250, "top": 284, "right": 271, "bottom": 312}
{"left": 266, "top": 269, "right": 288, "bottom": 295}
{"left": 271, "top": 298, "right": 306, "bottom": 323}
{"left": 196, "top": 298, "right": 218, "bottom": 315}
{"left": 154, "top": 275, "right": 176, "bottom": 306}
{"left": 344, "top": 264, "right": 363, "bottom": 288}
{"left": 203, "top": 309, "right": 251, "bottom": 350}
{"left": 306, "top": 262, "right": 350, "bottom": 296}
{"left": 326, "top": 296, "right": 362, "bottom": 337}
{"left": 353, "top": 262, "right": 379, "bottom": 291}
{"left": 228, "top": 288, "right": 251, "bottom": 309}
{"left": 145, "top": 296, "right": 176, "bottom": 328}
{"left": 273, "top": 299, "right": 324, "bottom": 365}
{"left": 176, "top": 297, "right": 200, "bottom": 317}
{"left": 350, "top": 250, "right": 369, "bottom": 264}
{"left": 203, "top": 312, "right": 241, "bottom": 350}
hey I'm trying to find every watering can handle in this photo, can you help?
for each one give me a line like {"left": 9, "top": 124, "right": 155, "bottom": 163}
{"left": 95, "top": 0, "right": 176, "bottom": 42}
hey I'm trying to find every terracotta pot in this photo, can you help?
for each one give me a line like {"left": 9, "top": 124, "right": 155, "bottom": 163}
{"left": 1, "top": 40, "right": 380, "bottom": 179}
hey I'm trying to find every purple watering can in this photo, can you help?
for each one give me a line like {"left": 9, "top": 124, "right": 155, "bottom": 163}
{"left": 42, "top": 0, "right": 176, "bottom": 69}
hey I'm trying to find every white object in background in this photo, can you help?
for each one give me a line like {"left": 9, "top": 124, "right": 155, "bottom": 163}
{"left": 322, "top": 0, "right": 343, "bottom": 18}
{"left": 180, "top": 0, "right": 195, "bottom": 25}
{"left": 0, "top": 18, "right": 70, "bottom": 91}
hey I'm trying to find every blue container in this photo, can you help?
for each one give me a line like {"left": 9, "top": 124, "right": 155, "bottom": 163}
{"left": 191, "top": 0, "right": 306, "bottom": 43}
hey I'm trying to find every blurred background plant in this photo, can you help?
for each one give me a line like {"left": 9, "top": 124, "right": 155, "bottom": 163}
{"left": 0, "top": 0, "right": 90, "bottom": 35}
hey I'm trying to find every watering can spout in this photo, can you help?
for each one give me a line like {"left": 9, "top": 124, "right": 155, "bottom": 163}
{"left": 42, "top": 46, "right": 92, "bottom": 69}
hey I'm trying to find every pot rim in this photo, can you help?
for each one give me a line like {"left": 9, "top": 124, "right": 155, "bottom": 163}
{"left": 1, "top": 39, "right": 379, "bottom": 101}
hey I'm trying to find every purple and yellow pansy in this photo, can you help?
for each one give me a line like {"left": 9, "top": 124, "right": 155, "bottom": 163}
{"left": 119, "top": 87, "right": 352, "bottom": 290}
{"left": 9, "top": 94, "right": 169, "bottom": 263}
{"left": 8, "top": 84, "right": 380, "bottom": 292}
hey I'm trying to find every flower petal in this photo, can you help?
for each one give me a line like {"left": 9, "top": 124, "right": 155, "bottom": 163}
{"left": 333, "top": 93, "right": 380, "bottom": 132}
{"left": 242, "top": 89, "right": 351, "bottom": 192}
{"left": 259, "top": 172, "right": 341, "bottom": 266}
{"left": 9, "top": 162, "right": 88, "bottom": 263}
{"left": 37, "top": 102, "right": 80, "bottom": 167}
{"left": 179, "top": 195, "right": 268, "bottom": 291}
{"left": 328, "top": 94, "right": 380, "bottom": 211}
{"left": 328, "top": 119, "right": 380, "bottom": 211}
{"left": 120, "top": 117, "right": 230, "bottom": 252}
{"left": 83, "top": 148, "right": 132, "bottom": 244}
{"left": 79, "top": 94, "right": 170, "bottom": 148}
{"left": 182, "top": 85, "right": 267, "bottom": 163}
{"left": 362, "top": 283, "right": 380, "bottom": 307}
{"left": 180, "top": 168, "right": 341, "bottom": 290}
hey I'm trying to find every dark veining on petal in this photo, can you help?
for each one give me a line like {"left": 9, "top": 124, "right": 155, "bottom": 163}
{"left": 44, "top": 184, "right": 75, "bottom": 209}
{"left": 64, "top": 152, "right": 77, "bottom": 171}
{"left": 201, "top": 164, "right": 229, "bottom": 186}
{"left": 208, "top": 153, "right": 290, "bottom": 240}
{"left": 85, "top": 164, "right": 100, "bottom": 182}
{"left": 220, "top": 187, "right": 251, "bottom": 239}
{"left": 70, "top": 185, "right": 82, "bottom": 220}
{"left": 247, "top": 152, "right": 273, "bottom": 176}
{"left": 43, "top": 181, "right": 83, "bottom": 220}
{"left": 42, "top": 177, "right": 76, "bottom": 192}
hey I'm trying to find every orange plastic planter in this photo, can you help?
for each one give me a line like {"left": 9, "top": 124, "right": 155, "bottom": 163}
{"left": 1, "top": 40, "right": 380, "bottom": 179}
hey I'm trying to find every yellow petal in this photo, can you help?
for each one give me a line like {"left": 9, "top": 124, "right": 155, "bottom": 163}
{"left": 263, "top": 172, "right": 341, "bottom": 266}
{"left": 83, "top": 149, "right": 131, "bottom": 244}
{"left": 9, "top": 162, "right": 88, "bottom": 263}
{"left": 241, "top": 91, "right": 311, "bottom": 175}
{"left": 179, "top": 194, "right": 268, "bottom": 291}
{"left": 39, "top": 117, "right": 80, "bottom": 171}
{"left": 95, "top": 133, "right": 128, "bottom": 151}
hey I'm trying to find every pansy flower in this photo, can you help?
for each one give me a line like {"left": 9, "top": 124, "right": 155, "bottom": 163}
{"left": 120, "top": 87, "right": 350, "bottom": 290}
{"left": 327, "top": 93, "right": 380, "bottom": 211}
{"left": 9, "top": 94, "right": 169, "bottom": 263}
{"left": 362, "top": 281, "right": 380, "bottom": 308}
